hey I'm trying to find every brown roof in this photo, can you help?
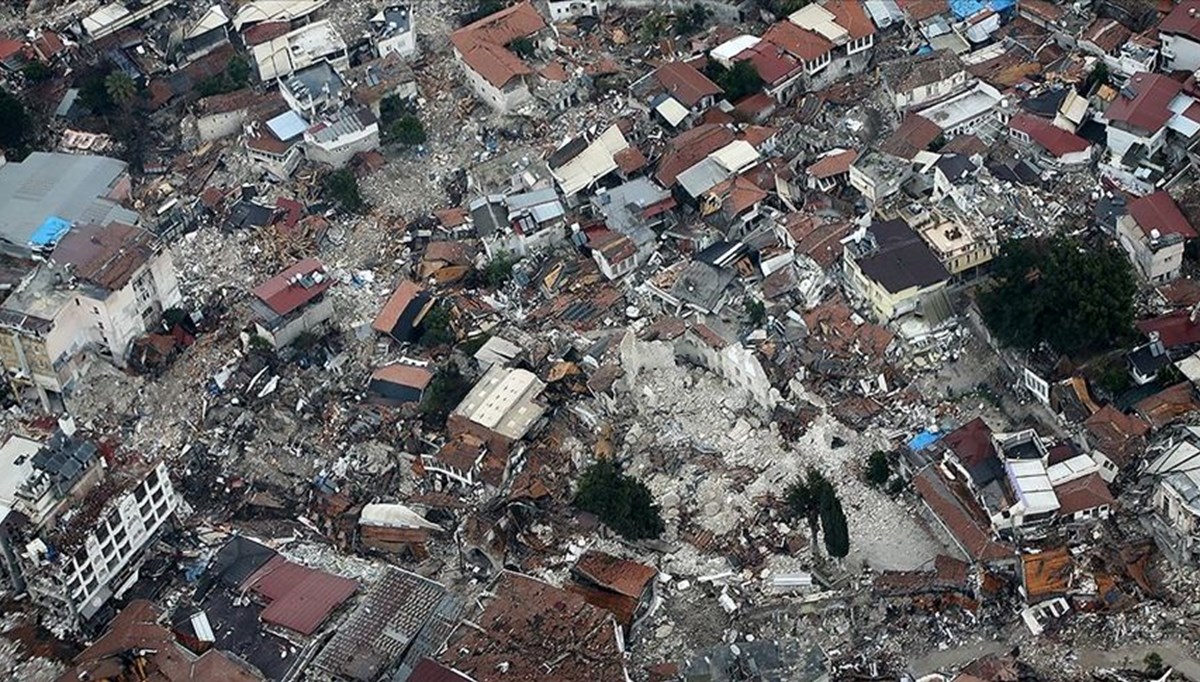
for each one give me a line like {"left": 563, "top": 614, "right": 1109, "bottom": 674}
{"left": 197, "top": 88, "right": 280, "bottom": 115}
{"left": 573, "top": 550, "right": 657, "bottom": 598}
{"left": 652, "top": 61, "right": 723, "bottom": 108}
{"left": 410, "top": 660, "right": 473, "bottom": 682}
{"left": 435, "top": 207, "right": 470, "bottom": 228}
{"left": 1135, "top": 381, "right": 1200, "bottom": 429}
{"left": 1052, "top": 473, "right": 1115, "bottom": 516}
{"left": 1160, "top": 0, "right": 1200, "bottom": 38}
{"left": 761, "top": 21, "right": 832, "bottom": 61}
{"left": 901, "top": 0, "right": 949, "bottom": 21}
{"left": 914, "top": 466, "right": 1015, "bottom": 564}
{"left": 941, "top": 133, "right": 988, "bottom": 156}
{"left": 710, "top": 174, "right": 768, "bottom": 215}
{"left": 1019, "top": 0, "right": 1066, "bottom": 22}
{"left": 1021, "top": 547, "right": 1073, "bottom": 602}
{"left": 879, "top": 113, "right": 941, "bottom": 160}
{"left": 242, "top": 555, "right": 358, "bottom": 636}
{"left": 450, "top": 1, "right": 546, "bottom": 88}
{"left": 789, "top": 214, "right": 852, "bottom": 268}
{"left": 371, "top": 364, "right": 434, "bottom": 390}
{"left": 942, "top": 417, "right": 997, "bottom": 474}
{"left": 437, "top": 435, "right": 485, "bottom": 473}
{"left": 807, "top": 149, "right": 859, "bottom": 179}
{"left": 373, "top": 280, "right": 427, "bottom": 334}
{"left": 440, "top": 572, "right": 626, "bottom": 682}
{"left": 58, "top": 600, "right": 264, "bottom": 682}
{"left": 252, "top": 258, "right": 332, "bottom": 317}
{"left": 1081, "top": 18, "right": 1132, "bottom": 54}
{"left": 51, "top": 222, "right": 157, "bottom": 292}
{"left": 242, "top": 21, "right": 290, "bottom": 46}
{"left": 654, "top": 124, "right": 737, "bottom": 186}
{"left": 825, "top": 0, "right": 875, "bottom": 39}
{"left": 614, "top": 146, "right": 648, "bottom": 173}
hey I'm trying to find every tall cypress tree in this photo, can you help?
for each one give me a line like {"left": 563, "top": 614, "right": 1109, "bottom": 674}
{"left": 819, "top": 486, "right": 850, "bottom": 559}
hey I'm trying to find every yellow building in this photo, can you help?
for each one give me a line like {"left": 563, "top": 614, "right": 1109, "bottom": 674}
{"left": 844, "top": 219, "right": 951, "bottom": 322}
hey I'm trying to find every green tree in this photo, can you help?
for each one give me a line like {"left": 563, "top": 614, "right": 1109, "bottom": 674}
{"left": 482, "top": 252, "right": 517, "bottom": 287}
{"left": 639, "top": 12, "right": 670, "bottom": 42}
{"left": 0, "top": 89, "right": 33, "bottom": 157}
{"left": 866, "top": 450, "right": 890, "bottom": 487}
{"left": 197, "top": 56, "right": 252, "bottom": 97}
{"left": 1144, "top": 652, "right": 1164, "bottom": 677}
{"left": 420, "top": 364, "right": 472, "bottom": 423}
{"left": 777, "top": 0, "right": 812, "bottom": 17}
{"left": 380, "top": 94, "right": 415, "bottom": 123}
{"left": 22, "top": 61, "right": 51, "bottom": 83}
{"left": 104, "top": 71, "right": 137, "bottom": 108}
{"left": 744, "top": 296, "right": 766, "bottom": 327}
{"left": 323, "top": 169, "right": 366, "bottom": 214}
{"left": 979, "top": 236, "right": 1136, "bottom": 358}
{"left": 705, "top": 61, "right": 763, "bottom": 101}
{"left": 574, "top": 458, "right": 664, "bottom": 540}
{"left": 385, "top": 114, "right": 427, "bottom": 146}
{"left": 508, "top": 37, "right": 535, "bottom": 59}
{"left": 674, "top": 3, "right": 712, "bottom": 36}
{"left": 786, "top": 468, "right": 832, "bottom": 557}
{"left": 418, "top": 303, "right": 456, "bottom": 348}
{"left": 820, "top": 489, "right": 850, "bottom": 559}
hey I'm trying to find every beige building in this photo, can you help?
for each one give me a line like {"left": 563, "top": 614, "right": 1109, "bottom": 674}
{"left": 0, "top": 223, "right": 180, "bottom": 411}
{"left": 919, "top": 220, "right": 996, "bottom": 279}
{"left": 450, "top": 2, "right": 547, "bottom": 113}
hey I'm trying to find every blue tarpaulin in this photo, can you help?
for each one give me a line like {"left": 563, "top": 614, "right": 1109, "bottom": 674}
{"left": 30, "top": 216, "right": 71, "bottom": 247}
{"left": 908, "top": 430, "right": 942, "bottom": 451}
{"left": 950, "top": 0, "right": 1014, "bottom": 19}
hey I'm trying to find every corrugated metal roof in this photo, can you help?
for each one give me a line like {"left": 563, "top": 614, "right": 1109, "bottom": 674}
{"left": 244, "top": 555, "right": 358, "bottom": 636}
{"left": 0, "top": 152, "right": 131, "bottom": 252}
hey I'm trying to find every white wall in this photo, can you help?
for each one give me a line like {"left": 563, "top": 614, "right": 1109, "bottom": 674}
{"left": 1163, "top": 33, "right": 1200, "bottom": 72}
{"left": 379, "top": 30, "right": 417, "bottom": 60}
{"left": 305, "top": 123, "right": 381, "bottom": 168}
{"left": 455, "top": 51, "right": 531, "bottom": 113}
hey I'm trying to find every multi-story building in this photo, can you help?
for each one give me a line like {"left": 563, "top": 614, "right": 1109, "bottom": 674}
{"left": 450, "top": 2, "right": 547, "bottom": 113}
{"left": 1159, "top": 1, "right": 1200, "bottom": 73}
{"left": 843, "top": 219, "right": 951, "bottom": 322}
{"left": 0, "top": 222, "right": 181, "bottom": 411}
{"left": 0, "top": 432, "right": 178, "bottom": 629}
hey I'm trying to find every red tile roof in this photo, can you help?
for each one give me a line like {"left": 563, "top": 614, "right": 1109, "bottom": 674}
{"left": 1081, "top": 18, "right": 1131, "bottom": 54}
{"left": 1084, "top": 405, "right": 1149, "bottom": 469}
{"left": 825, "top": 0, "right": 875, "bottom": 39}
{"left": 252, "top": 258, "right": 332, "bottom": 317}
{"left": 654, "top": 123, "right": 736, "bottom": 186}
{"left": 573, "top": 550, "right": 657, "bottom": 598}
{"left": 1137, "top": 309, "right": 1200, "bottom": 348}
{"left": 372, "top": 364, "right": 433, "bottom": 390}
{"left": 0, "top": 39, "right": 23, "bottom": 61}
{"left": 1009, "top": 113, "right": 1091, "bottom": 157}
{"left": 761, "top": 20, "right": 832, "bottom": 61}
{"left": 879, "top": 113, "right": 941, "bottom": 159}
{"left": 1053, "top": 472, "right": 1115, "bottom": 516}
{"left": 242, "top": 21, "right": 290, "bottom": 46}
{"left": 1135, "top": 381, "right": 1200, "bottom": 428}
{"left": 243, "top": 555, "right": 357, "bottom": 636}
{"left": 806, "top": 149, "right": 858, "bottom": 178}
{"left": 1019, "top": 0, "right": 1065, "bottom": 23}
{"left": 943, "top": 417, "right": 995, "bottom": 472}
{"left": 901, "top": 0, "right": 949, "bottom": 21}
{"left": 450, "top": 1, "right": 546, "bottom": 89}
{"left": 373, "top": 280, "right": 427, "bottom": 334}
{"left": 1106, "top": 72, "right": 1183, "bottom": 133}
{"left": 736, "top": 42, "right": 800, "bottom": 86}
{"left": 914, "top": 467, "right": 1015, "bottom": 564}
{"left": 652, "top": 61, "right": 722, "bottom": 107}
{"left": 1160, "top": 0, "right": 1200, "bottom": 38}
{"left": 1129, "top": 191, "right": 1198, "bottom": 239}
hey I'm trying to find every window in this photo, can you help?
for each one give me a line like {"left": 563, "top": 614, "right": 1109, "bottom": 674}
{"left": 92, "top": 307, "right": 100, "bottom": 315}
